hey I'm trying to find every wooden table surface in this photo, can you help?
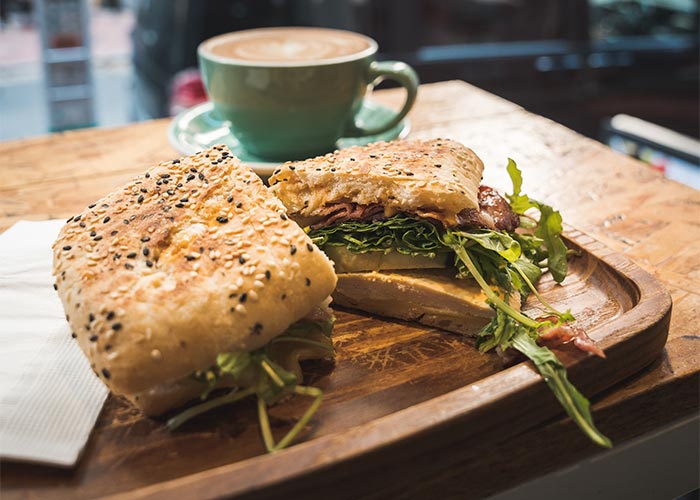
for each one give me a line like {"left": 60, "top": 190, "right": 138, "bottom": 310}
{"left": 1, "top": 80, "right": 698, "bottom": 498}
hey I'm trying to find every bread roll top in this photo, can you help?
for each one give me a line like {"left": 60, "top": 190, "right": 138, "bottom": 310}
{"left": 52, "top": 146, "right": 337, "bottom": 396}
{"left": 269, "top": 138, "right": 484, "bottom": 227}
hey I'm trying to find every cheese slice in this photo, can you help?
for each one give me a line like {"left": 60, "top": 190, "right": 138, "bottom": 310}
{"left": 333, "top": 268, "right": 519, "bottom": 336}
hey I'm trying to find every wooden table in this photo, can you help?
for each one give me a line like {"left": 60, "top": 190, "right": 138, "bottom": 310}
{"left": 1, "top": 81, "right": 698, "bottom": 498}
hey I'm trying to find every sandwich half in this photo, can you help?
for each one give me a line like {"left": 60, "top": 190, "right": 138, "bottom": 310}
{"left": 53, "top": 146, "right": 337, "bottom": 434}
{"left": 268, "top": 138, "right": 524, "bottom": 335}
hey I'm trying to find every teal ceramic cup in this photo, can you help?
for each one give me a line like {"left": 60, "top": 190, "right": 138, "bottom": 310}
{"left": 198, "top": 27, "right": 419, "bottom": 161}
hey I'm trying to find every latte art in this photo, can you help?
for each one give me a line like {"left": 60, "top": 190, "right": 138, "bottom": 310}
{"left": 203, "top": 28, "right": 373, "bottom": 63}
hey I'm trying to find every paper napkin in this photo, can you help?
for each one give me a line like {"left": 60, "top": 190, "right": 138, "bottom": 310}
{"left": 0, "top": 220, "right": 109, "bottom": 467}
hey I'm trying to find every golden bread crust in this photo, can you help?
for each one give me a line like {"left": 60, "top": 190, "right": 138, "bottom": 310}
{"left": 268, "top": 138, "right": 483, "bottom": 227}
{"left": 52, "top": 146, "right": 336, "bottom": 396}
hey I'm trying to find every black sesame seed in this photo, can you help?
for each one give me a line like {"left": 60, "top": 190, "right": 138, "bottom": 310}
{"left": 250, "top": 322, "right": 263, "bottom": 336}
{"left": 53, "top": 283, "right": 58, "bottom": 290}
{"left": 79, "top": 222, "right": 86, "bottom": 228}
{"left": 235, "top": 202, "right": 243, "bottom": 209}
{"left": 90, "top": 230, "right": 96, "bottom": 237}
{"left": 146, "top": 260, "right": 153, "bottom": 267}
{"left": 180, "top": 197, "right": 188, "bottom": 202}
{"left": 142, "top": 248, "right": 149, "bottom": 256}
{"left": 228, "top": 292, "right": 238, "bottom": 299}
{"left": 74, "top": 215, "right": 81, "bottom": 221}
{"left": 101, "top": 368, "right": 111, "bottom": 379}
{"left": 227, "top": 196, "right": 233, "bottom": 203}
{"left": 88, "top": 203, "right": 96, "bottom": 209}
{"left": 198, "top": 173, "right": 205, "bottom": 180}
{"left": 110, "top": 230, "right": 118, "bottom": 236}
{"left": 173, "top": 159, "right": 180, "bottom": 164}
{"left": 190, "top": 167, "right": 197, "bottom": 173}
{"left": 239, "top": 255, "right": 246, "bottom": 264}
{"left": 93, "top": 235, "right": 103, "bottom": 241}
{"left": 239, "top": 293, "right": 247, "bottom": 303}
{"left": 106, "top": 311, "right": 115, "bottom": 320}
{"left": 175, "top": 203, "right": 184, "bottom": 208}
{"left": 162, "top": 179, "right": 169, "bottom": 184}
{"left": 216, "top": 216, "right": 229, "bottom": 224}
{"left": 105, "top": 344, "right": 112, "bottom": 351}
{"left": 62, "top": 245, "right": 72, "bottom": 251}
{"left": 123, "top": 219, "right": 130, "bottom": 225}
{"left": 124, "top": 263, "right": 134, "bottom": 270}
{"left": 126, "top": 252, "right": 137, "bottom": 259}
{"left": 187, "top": 174, "right": 195, "bottom": 181}
{"left": 140, "top": 188, "right": 148, "bottom": 193}
{"left": 281, "top": 293, "right": 286, "bottom": 300}
{"left": 112, "top": 323, "right": 122, "bottom": 331}
{"left": 185, "top": 255, "right": 196, "bottom": 261}
{"left": 71, "top": 332, "right": 77, "bottom": 339}
{"left": 305, "top": 278, "right": 311, "bottom": 286}
{"left": 265, "top": 270, "right": 271, "bottom": 280}
{"left": 141, "top": 236, "right": 150, "bottom": 242}
{"left": 289, "top": 165, "right": 295, "bottom": 171}
{"left": 166, "top": 189, "right": 175, "bottom": 196}
{"left": 290, "top": 245, "right": 297, "bottom": 255}
{"left": 306, "top": 243, "right": 314, "bottom": 252}
{"left": 280, "top": 213, "right": 288, "bottom": 220}
{"left": 145, "top": 173, "right": 150, "bottom": 178}
{"left": 89, "top": 313, "right": 95, "bottom": 322}
{"left": 103, "top": 216, "right": 111, "bottom": 223}
{"left": 89, "top": 335, "right": 98, "bottom": 342}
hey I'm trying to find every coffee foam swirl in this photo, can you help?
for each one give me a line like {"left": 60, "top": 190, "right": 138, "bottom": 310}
{"left": 204, "top": 28, "right": 372, "bottom": 63}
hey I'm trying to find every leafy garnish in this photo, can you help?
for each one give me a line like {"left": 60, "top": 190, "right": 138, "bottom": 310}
{"left": 506, "top": 159, "right": 568, "bottom": 283}
{"left": 168, "top": 319, "right": 334, "bottom": 452}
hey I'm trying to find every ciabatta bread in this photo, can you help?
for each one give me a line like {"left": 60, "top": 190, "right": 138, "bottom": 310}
{"left": 269, "top": 138, "right": 483, "bottom": 227}
{"left": 52, "top": 146, "right": 336, "bottom": 408}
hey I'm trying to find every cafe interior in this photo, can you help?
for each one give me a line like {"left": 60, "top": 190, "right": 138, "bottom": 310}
{"left": 0, "top": 1, "right": 698, "bottom": 499}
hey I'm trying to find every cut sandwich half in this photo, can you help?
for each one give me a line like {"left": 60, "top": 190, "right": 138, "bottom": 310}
{"left": 269, "top": 138, "right": 526, "bottom": 334}
{"left": 53, "top": 145, "right": 336, "bottom": 451}
{"left": 269, "top": 138, "right": 612, "bottom": 448}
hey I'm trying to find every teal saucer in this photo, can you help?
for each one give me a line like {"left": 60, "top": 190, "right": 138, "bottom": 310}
{"left": 167, "top": 100, "right": 410, "bottom": 176}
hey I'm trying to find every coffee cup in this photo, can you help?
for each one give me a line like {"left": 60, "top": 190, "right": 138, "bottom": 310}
{"left": 198, "top": 27, "right": 418, "bottom": 161}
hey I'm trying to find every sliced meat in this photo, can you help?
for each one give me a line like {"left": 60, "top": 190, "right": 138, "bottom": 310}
{"left": 537, "top": 315, "right": 606, "bottom": 358}
{"left": 457, "top": 186, "right": 519, "bottom": 232}
{"left": 309, "top": 185, "right": 518, "bottom": 232}
{"left": 310, "top": 203, "right": 385, "bottom": 230}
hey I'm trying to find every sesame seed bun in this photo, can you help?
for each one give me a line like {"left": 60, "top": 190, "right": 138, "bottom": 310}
{"left": 52, "top": 146, "right": 337, "bottom": 406}
{"left": 268, "top": 138, "right": 484, "bottom": 228}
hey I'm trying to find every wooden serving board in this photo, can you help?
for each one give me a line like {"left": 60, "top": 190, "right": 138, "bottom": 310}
{"left": 2, "top": 228, "right": 670, "bottom": 500}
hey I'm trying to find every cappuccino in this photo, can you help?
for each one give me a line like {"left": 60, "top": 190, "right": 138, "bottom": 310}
{"left": 202, "top": 27, "right": 374, "bottom": 64}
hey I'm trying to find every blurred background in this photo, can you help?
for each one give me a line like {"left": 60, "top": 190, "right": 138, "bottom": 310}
{"left": 1, "top": 0, "right": 698, "bottom": 186}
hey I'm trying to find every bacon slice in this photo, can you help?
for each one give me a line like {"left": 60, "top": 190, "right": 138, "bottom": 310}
{"left": 309, "top": 185, "right": 519, "bottom": 232}
{"left": 537, "top": 316, "right": 606, "bottom": 358}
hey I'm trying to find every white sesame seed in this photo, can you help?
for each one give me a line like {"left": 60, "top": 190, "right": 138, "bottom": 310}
{"left": 151, "top": 349, "right": 162, "bottom": 360}
{"left": 235, "top": 304, "right": 247, "bottom": 314}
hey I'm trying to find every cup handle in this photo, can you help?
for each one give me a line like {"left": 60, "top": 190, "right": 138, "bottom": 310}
{"left": 343, "top": 60, "right": 419, "bottom": 138}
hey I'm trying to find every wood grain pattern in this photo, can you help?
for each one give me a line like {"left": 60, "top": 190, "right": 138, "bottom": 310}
{"left": 1, "top": 81, "right": 697, "bottom": 499}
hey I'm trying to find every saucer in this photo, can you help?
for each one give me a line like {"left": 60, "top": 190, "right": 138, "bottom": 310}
{"left": 167, "top": 100, "right": 411, "bottom": 177}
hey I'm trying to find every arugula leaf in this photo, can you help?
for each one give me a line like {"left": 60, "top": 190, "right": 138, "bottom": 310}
{"left": 309, "top": 215, "right": 446, "bottom": 257}
{"left": 506, "top": 159, "right": 568, "bottom": 283}
{"left": 511, "top": 332, "right": 612, "bottom": 448}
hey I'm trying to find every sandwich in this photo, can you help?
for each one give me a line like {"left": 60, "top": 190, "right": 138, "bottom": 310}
{"left": 53, "top": 145, "right": 337, "bottom": 451}
{"left": 269, "top": 138, "right": 612, "bottom": 447}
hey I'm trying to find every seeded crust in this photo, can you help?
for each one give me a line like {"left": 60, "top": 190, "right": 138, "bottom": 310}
{"left": 52, "top": 146, "right": 337, "bottom": 403}
{"left": 268, "top": 138, "right": 484, "bottom": 227}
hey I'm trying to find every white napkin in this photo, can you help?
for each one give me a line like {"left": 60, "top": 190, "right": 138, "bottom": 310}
{"left": 0, "top": 220, "right": 109, "bottom": 467}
